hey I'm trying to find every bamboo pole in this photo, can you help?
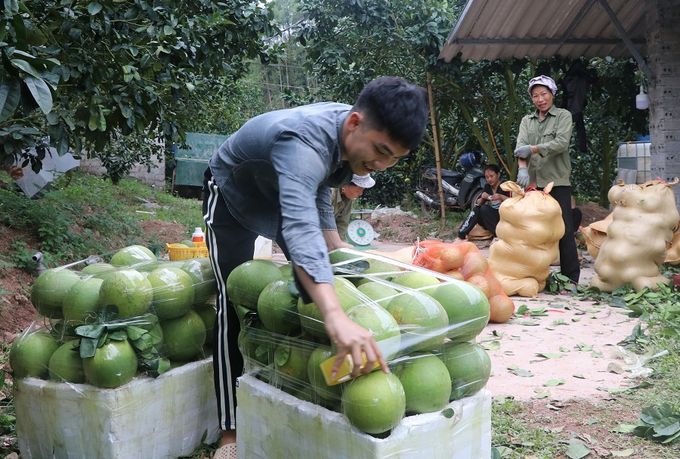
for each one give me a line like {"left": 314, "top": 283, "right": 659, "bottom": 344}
{"left": 426, "top": 72, "right": 446, "bottom": 225}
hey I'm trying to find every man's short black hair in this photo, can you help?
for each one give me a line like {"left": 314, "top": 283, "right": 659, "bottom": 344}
{"left": 484, "top": 164, "right": 501, "bottom": 175}
{"left": 352, "top": 76, "right": 429, "bottom": 151}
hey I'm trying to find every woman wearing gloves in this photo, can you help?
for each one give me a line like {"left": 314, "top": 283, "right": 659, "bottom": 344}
{"left": 514, "top": 75, "right": 580, "bottom": 286}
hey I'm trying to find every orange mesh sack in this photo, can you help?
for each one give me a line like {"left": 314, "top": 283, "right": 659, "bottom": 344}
{"left": 412, "top": 240, "right": 515, "bottom": 323}
{"left": 591, "top": 178, "right": 680, "bottom": 292}
{"left": 488, "top": 182, "right": 564, "bottom": 297}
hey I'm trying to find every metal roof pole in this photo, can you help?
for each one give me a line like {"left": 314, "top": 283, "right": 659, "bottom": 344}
{"left": 598, "top": 0, "right": 652, "bottom": 81}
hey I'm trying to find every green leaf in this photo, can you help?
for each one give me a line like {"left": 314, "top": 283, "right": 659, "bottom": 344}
{"left": 4, "top": 0, "right": 19, "bottom": 15}
{"left": 652, "top": 416, "right": 680, "bottom": 437}
{"left": 565, "top": 441, "right": 590, "bottom": 459}
{"left": 611, "top": 449, "right": 635, "bottom": 457}
{"left": 0, "top": 76, "right": 21, "bottom": 122}
{"left": 274, "top": 341, "right": 290, "bottom": 367}
{"left": 108, "top": 330, "right": 127, "bottom": 341}
{"left": 544, "top": 379, "right": 565, "bottom": 387}
{"left": 126, "top": 325, "right": 147, "bottom": 341}
{"left": 510, "top": 368, "right": 534, "bottom": 377}
{"left": 10, "top": 58, "right": 41, "bottom": 78}
{"left": 24, "top": 76, "right": 53, "bottom": 114}
{"left": 79, "top": 337, "right": 98, "bottom": 358}
{"left": 88, "top": 3, "right": 102, "bottom": 15}
{"left": 441, "top": 407, "right": 454, "bottom": 418}
{"left": 75, "top": 324, "right": 105, "bottom": 339}
{"left": 536, "top": 353, "right": 562, "bottom": 359}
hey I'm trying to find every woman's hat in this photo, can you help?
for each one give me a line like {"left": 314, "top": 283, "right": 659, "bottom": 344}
{"left": 528, "top": 75, "right": 557, "bottom": 96}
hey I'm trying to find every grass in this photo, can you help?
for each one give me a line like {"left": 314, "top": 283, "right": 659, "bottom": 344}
{"left": 0, "top": 170, "right": 204, "bottom": 270}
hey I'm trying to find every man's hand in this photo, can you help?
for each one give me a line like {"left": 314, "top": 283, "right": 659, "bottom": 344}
{"left": 514, "top": 145, "right": 533, "bottom": 159}
{"left": 293, "top": 266, "right": 389, "bottom": 379}
{"left": 516, "top": 167, "right": 530, "bottom": 187}
{"left": 323, "top": 230, "right": 354, "bottom": 251}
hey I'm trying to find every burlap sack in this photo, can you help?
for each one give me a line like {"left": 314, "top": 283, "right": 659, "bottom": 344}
{"left": 591, "top": 178, "right": 680, "bottom": 292}
{"left": 488, "top": 182, "right": 564, "bottom": 297}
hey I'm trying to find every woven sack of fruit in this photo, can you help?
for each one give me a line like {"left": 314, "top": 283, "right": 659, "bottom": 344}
{"left": 488, "top": 182, "right": 564, "bottom": 297}
{"left": 591, "top": 178, "right": 680, "bottom": 292}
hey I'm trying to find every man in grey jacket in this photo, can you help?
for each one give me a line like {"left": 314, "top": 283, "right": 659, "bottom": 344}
{"left": 203, "top": 76, "right": 429, "bottom": 456}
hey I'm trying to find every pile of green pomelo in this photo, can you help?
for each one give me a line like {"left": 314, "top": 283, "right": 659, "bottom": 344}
{"left": 9, "top": 245, "right": 217, "bottom": 389}
{"left": 233, "top": 249, "right": 492, "bottom": 436}
{"left": 10, "top": 245, "right": 492, "bottom": 437}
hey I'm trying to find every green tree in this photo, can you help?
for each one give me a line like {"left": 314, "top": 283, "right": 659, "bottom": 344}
{"left": 1, "top": 0, "right": 275, "bottom": 173}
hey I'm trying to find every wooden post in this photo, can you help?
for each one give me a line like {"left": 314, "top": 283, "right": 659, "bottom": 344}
{"left": 426, "top": 72, "right": 446, "bottom": 225}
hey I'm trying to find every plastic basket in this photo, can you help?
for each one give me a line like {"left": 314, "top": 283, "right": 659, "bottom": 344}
{"left": 166, "top": 241, "right": 209, "bottom": 261}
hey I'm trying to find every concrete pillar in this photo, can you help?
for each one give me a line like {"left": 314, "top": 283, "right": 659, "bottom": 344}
{"left": 647, "top": 0, "right": 680, "bottom": 208}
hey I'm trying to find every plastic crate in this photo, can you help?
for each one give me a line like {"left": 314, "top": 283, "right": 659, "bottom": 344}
{"left": 167, "top": 241, "right": 209, "bottom": 260}
{"left": 617, "top": 142, "right": 651, "bottom": 184}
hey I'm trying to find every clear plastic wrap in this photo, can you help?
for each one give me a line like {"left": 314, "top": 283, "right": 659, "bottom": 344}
{"left": 10, "top": 246, "right": 219, "bottom": 459}
{"left": 234, "top": 248, "right": 493, "bottom": 451}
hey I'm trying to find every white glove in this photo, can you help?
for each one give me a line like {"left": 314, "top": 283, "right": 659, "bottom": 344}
{"left": 516, "top": 167, "right": 530, "bottom": 188}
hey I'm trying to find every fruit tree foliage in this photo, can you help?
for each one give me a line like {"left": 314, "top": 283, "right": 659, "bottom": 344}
{"left": 0, "top": 0, "right": 275, "bottom": 172}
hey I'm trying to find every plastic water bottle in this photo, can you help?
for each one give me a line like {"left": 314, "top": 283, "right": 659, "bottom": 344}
{"left": 192, "top": 227, "right": 204, "bottom": 243}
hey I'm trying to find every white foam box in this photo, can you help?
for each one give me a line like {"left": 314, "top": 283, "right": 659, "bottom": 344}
{"left": 236, "top": 374, "right": 491, "bottom": 459}
{"left": 15, "top": 358, "right": 219, "bottom": 459}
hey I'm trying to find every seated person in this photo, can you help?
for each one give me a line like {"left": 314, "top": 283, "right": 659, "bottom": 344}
{"left": 331, "top": 174, "right": 375, "bottom": 242}
{"left": 457, "top": 164, "right": 510, "bottom": 240}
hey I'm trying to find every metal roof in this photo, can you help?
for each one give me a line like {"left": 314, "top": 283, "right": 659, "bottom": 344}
{"left": 439, "top": 0, "right": 648, "bottom": 67}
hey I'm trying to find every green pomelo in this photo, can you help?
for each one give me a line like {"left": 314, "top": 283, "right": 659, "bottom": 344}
{"left": 9, "top": 331, "right": 59, "bottom": 379}
{"left": 160, "top": 310, "right": 207, "bottom": 361}
{"left": 83, "top": 339, "right": 138, "bottom": 388}
{"left": 430, "top": 282, "right": 490, "bottom": 342}
{"left": 194, "top": 305, "right": 215, "bottom": 346}
{"left": 385, "top": 291, "right": 448, "bottom": 352}
{"left": 180, "top": 240, "right": 196, "bottom": 247}
{"left": 354, "top": 259, "right": 402, "bottom": 286}
{"left": 174, "top": 244, "right": 189, "bottom": 248}
{"left": 31, "top": 268, "right": 81, "bottom": 319}
{"left": 356, "top": 282, "right": 399, "bottom": 308}
{"left": 80, "top": 263, "right": 116, "bottom": 276}
{"left": 328, "top": 250, "right": 362, "bottom": 265}
{"left": 110, "top": 245, "right": 156, "bottom": 267}
{"left": 226, "top": 259, "right": 283, "bottom": 310}
{"left": 48, "top": 340, "right": 84, "bottom": 383}
{"left": 62, "top": 277, "right": 104, "bottom": 325}
{"left": 392, "top": 353, "right": 451, "bottom": 414}
{"left": 346, "top": 303, "right": 401, "bottom": 359}
{"left": 98, "top": 269, "right": 153, "bottom": 319}
{"left": 274, "top": 338, "right": 311, "bottom": 385}
{"left": 257, "top": 279, "right": 301, "bottom": 335}
{"left": 278, "top": 263, "right": 293, "bottom": 278}
{"left": 391, "top": 271, "right": 441, "bottom": 295}
{"left": 179, "top": 257, "right": 217, "bottom": 305}
{"left": 298, "top": 277, "right": 361, "bottom": 340}
{"left": 238, "top": 326, "right": 273, "bottom": 367}
{"left": 439, "top": 341, "right": 492, "bottom": 401}
{"left": 342, "top": 371, "right": 406, "bottom": 435}
{"left": 307, "top": 346, "right": 343, "bottom": 402}
{"left": 147, "top": 266, "right": 195, "bottom": 320}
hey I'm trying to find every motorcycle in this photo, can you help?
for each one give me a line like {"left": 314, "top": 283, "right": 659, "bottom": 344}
{"left": 415, "top": 151, "right": 486, "bottom": 217}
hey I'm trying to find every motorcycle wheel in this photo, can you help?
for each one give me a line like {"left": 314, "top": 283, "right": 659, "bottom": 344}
{"left": 467, "top": 188, "right": 485, "bottom": 209}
